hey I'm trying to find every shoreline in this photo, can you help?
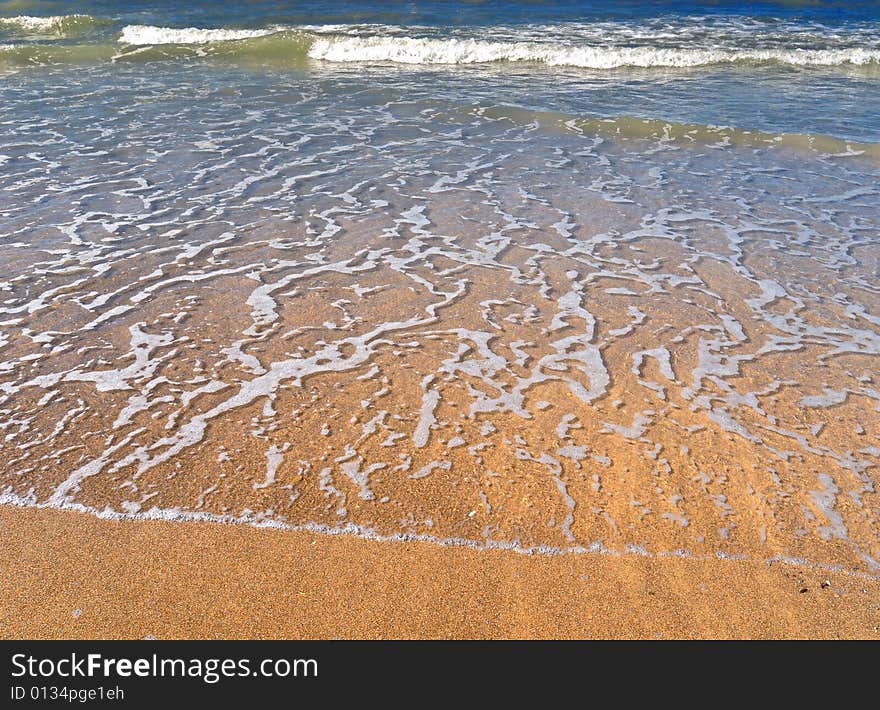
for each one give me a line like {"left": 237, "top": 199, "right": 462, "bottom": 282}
{"left": 2, "top": 504, "right": 878, "bottom": 639}
{"left": 2, "top": 494, "right": 878, "bottom": 579}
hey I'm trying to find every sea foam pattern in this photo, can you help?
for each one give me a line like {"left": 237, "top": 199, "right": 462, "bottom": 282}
{"left": 0, "top": 67, "right": 877, "bottom": 574}
{"left": 2, "top": 3, "right": 880, "bottom": 575}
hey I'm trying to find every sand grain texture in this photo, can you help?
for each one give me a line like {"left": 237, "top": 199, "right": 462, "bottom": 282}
{"left": 1, "top": 505, "right": 878, "bottom": 639}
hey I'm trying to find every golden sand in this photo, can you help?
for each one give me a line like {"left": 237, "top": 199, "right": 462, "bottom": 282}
{"left": 1, "top": 504, "right": 877, "bottom": 639}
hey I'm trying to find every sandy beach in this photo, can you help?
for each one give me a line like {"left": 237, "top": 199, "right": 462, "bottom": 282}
{"left": 2, "top": 1, "right": 880, "bottom": 644}
{"left": 1, "top": 504, "right": 877, "bottom": 639}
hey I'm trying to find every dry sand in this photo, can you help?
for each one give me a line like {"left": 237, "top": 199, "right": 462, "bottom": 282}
{"left": 1, "top": 504, "right": 877, "bottom": 639}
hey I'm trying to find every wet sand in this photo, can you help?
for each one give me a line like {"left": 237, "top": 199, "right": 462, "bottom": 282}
{"left": 1, "top": 87, "right": 879, "bottom": 640}
{"left": 1, "top": 504, "right": 877, "bottom": 639}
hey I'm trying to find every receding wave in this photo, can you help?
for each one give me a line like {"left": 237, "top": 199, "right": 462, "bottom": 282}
{"left": 479, "top": 106, "right": 880, "bottom": 160}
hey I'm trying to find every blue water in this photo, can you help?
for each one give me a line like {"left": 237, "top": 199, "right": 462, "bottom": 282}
{"left": 12, "top": 0, "right": 880, "bottom": 26}
{"left": 3, "top": 0, "right": 880, "bottom": 140}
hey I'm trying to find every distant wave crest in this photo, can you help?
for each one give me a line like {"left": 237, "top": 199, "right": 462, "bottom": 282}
{"left": 0, "top": 14, "right": 106, "bottom": 35}
{"left": 118, "top": 24, "right": 278, "bottom": 45}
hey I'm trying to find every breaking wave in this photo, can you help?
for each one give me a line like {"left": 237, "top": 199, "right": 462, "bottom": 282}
{"left": 3, "top": 17, "right": 880, "bottom": 70}
{"left": 118, "top": 24, "right": 279, "bottom": 45}
{"left": 0, "top": 14, "right": 108, "bottom": 36}
{"left": 303, "top": 34, "right": 880, "bottom": 68}
{"left": 114, "top": 24, "right": 880, "bottom": 68}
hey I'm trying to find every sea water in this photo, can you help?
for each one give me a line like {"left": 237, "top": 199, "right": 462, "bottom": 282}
{"left": 1, "top": 0, "right": 878, "bottom": 574}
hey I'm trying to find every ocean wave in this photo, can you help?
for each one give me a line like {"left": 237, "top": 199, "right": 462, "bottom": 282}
{"left": 0, "top": 14, "right": 106, "bottom": 36}
{"left": 112, "top": 24, "right": 880, "bottom": 68}
{"left": 118, "top": 24, "right": 280, "bottom": 45}
{"left": 3, "top": 20, "right": 879, "bottom": 71}
{"left": 306, "top": 35, "right": 880, "bottom": 68}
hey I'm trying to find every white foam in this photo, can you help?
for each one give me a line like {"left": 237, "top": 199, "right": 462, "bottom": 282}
{"left": 413, "top": 376, "right": 439, "bottom": 448}
{"left": 338, "top": 452, "right": 384, "bottom": 501}
{"left": 410, "top": 459, "right": 451, "bottom": 480}
{"left": 253, "top": 444, "right": 285, "bottom": 490}
{"left": 307, "top": 35, "right": 880, "bottom": 68}
{"left": 118, "top": 25, "right": 278, "bottom": 46}
{"left": 0, "top": 15, "right": 87, "bottom": 34}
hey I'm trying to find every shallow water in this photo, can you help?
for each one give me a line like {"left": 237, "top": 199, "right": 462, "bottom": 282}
{"left": 0, "top": 1, "right": 878, "bottom": 573}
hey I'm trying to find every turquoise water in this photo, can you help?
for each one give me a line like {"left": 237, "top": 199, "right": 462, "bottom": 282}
{"left": 1, "top": 2, "right": 878, "bottom": 570}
